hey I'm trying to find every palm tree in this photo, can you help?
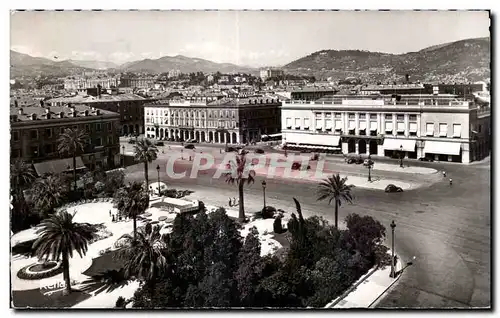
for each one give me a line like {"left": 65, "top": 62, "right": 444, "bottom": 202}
{"left": 32, "top": 210, "right": 95, "bottom": 295}
{"left": 133, "top": 138, "right": 159, "bottom": 189}
{"left": 224, "top": 150, "right": 255, "bottom": 221}
{"left": 10, "top": 160, "right": 37, "bottom": 232}
{"left": 57, "top": 128, "right": 88, "bottom": 192}
{"left": 31, "top": 174, "right": 66, "bottom": 217}
{"left": 317, "top": 173, "right": 354, "bottom": 229}
{"left": 116, "top": 223, "right": 167, "bottom": 296}
{"left": 10, "top": 159, "right": 36, "bottom": 196}
{"left": 113, "top": 182, "right": 149, "bottom": 241}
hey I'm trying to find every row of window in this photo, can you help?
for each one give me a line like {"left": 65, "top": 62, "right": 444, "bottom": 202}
{"left": 314, "top": 112, "right": 418, "bottom": 121}
{"left": 147, "top": 118, "right": 239, "bottom": 129}
{"left": 11, "top": 122, "right": 114, "bottom": 142}
{"left": 146, "top": 109, "right": 237, "bottom": 119}
{"left": 11, "top": 136, "right": 115, "bottom": 158}
{"left": 425, "top": 123, "right": 462, "bottom": 138}
{"left": 285, "top": 118, "right": 463, "bottom": 138}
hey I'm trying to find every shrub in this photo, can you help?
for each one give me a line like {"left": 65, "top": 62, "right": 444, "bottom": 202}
{"left": 115, "top": 296, "right": 127, "bottom": 308}
{"left": 17, "top": 261, "right": 63, "bottom": 280}
{"left": 94, "top": 181, "right": 105, "bottom": 193}
{"left": 273, "top": 216, "right": 285, "bottom": 234}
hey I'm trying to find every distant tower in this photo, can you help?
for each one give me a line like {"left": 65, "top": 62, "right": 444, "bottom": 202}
{"left": 405, "top": 74, "right": 410, "bottom": 83}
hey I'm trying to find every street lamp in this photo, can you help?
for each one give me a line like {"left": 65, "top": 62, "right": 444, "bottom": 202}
{"left": 261, "top": 180, "right": 267, "bottom": 209}
{"left": 121, "top": 145, "right": 125, "bottom": 167}
{"left": 156, "top": 164, "right": 160, "bottom": 195}
{"left": 390, "top": 220, "right": 397, "bottom": 278}
{"left": 399, "top": 145, "right": 404, "bottom": 168}
{"left": 366, "top": 155, "right": 374, "bottom": 182}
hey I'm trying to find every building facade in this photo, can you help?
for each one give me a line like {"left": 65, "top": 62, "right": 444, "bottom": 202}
{"left": 10, "top": 104, "right": 121, "bottom": 171}
{"left": 64, "top": 77, "right": 119, "bottom": 90}
{"left": 281, "top": 95, "right": 490, "bottom": 163}
{"left": 119, "top": 76, "right": 157, "bottom": 89}
{"left": 144, "top": 97, "right": 281, "bottom": 144}
{"left": 260, "top": 68, "right": 284, "bottom": 81}
{"left": 47, "top": 90, "right": 148, "bottom": 136}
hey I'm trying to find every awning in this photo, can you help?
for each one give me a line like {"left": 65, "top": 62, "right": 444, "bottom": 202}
{"left": 285, "top": 133, "right": 340, "bottom": 147}
{"left": 423, "top": 141, "right": 461, "bottom": 156}
{"left": 34, "top": 157, "right": 86, "bottom": 176}
{"left": 383, "top": 138, "right": 416, "bottom": 152}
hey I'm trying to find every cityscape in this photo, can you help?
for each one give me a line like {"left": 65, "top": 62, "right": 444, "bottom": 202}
{"left": 9, "top": 10, "right": 491, "bottom": 309}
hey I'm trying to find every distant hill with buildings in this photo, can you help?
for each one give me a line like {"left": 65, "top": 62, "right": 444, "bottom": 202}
{"left": 119, "top": 54, "right": 257, "bottom": 74}
{"left": 284, "top": 37, "right": 490, "bottom": 83}
{"left": 66, "top": 59, "right": 119, "bottom": 70}
{"left": 10, "top": 50, "right": 95, "bottom": 78}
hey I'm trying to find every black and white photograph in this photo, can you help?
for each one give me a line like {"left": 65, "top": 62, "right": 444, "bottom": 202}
{"left": 8, "top": 9, "right": 491, "bottom": 309}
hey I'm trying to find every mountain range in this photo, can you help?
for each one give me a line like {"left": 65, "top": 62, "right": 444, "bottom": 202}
{"left": 10, "top": 37, "right": 490, "bottom": 82}
{"left": 283, "top": 37, "right": 490, "bottom": 83}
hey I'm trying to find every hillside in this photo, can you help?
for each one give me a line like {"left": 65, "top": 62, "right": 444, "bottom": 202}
{"left": 120, "top": 55, "right": 257, "bottom": 74}
{"left": 10, "top": 50, "right": 94, "bottom": 78}
{"left": 67, "top": 59, "right": 119, "bottom": 70}
{"left": 284, "top": 37, "right": 490, "bottom": 83}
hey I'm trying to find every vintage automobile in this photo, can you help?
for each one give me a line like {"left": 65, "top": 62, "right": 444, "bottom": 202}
{"left": 385, "top": 184, "right": 404, "bottom": 193}
{"left": 184, "top": 144, "right": 196, "bottom": 150}
{"left": 418, "top": 157, "right": 434, "bottom": 162}
{"left": 347, "top": 156, "right": 364, "bottom": 164}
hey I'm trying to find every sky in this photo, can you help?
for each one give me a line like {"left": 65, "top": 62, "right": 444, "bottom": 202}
{"left": 10, "top": 10, "right": 490, "bottom": 67}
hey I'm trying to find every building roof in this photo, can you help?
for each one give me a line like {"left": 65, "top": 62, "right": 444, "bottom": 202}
{"left": 10, "top": 104, "right": 119, "bottom": 122}
{"left": 46, "top": 93, "right": 145, "bottom": 104}
{"left": 290, "top": 87, "right": 338, "bottom": 93}
{"left": 33, "top": 157, "right": 86, "bottom": 176}
{"left": 362, "top": 84, "right": 425, "bottom": 90}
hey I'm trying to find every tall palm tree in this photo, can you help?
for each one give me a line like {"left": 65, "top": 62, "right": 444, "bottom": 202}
{"left": 133, "top": 138, "right": 159, "bottom": 189}
{"left": 31, "top": 174, "right": 66, "bottom": 217}
{"left": 32, "top": 210, "right": 95, "bottom": 295}
{"left": 57, "top": 128, "right": 88, "bottom": 192}
{"left": 113, "top": 182, "right": 149, "bottom": 241}
{"left": 224, "top": 150, "right": 255, "bottom": 221}
{"left": 116, "top": 223, "right": 167, "bottom": 296}
{"left": 317, "top": 173, "right": 354, "bottom": 229}
{"left": 10, "top": 159, "right": 36, "bottom": 196}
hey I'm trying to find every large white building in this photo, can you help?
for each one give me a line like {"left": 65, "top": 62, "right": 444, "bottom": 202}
{"left": 281, "top": 94, "right": 490, "bottom": 163}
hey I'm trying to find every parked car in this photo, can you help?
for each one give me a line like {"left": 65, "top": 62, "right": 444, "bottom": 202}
{"left": 184, "top": 144, "right": 195, "bottom": 149}
{"left": 255, "top": 148, "right": 265, "bottom": 154}
{"left": 128, "top": 138, "right": 136, "bottom": 144}
{"left": 155, "top": 141, "right": 164, "bottom": 146}
{"left": 291, "top": 162, "right": 311, "bottom": 171}
{"left": 419, "top": 157, "right": 434, "bottom": 162}
{"left": 385, "top": 184, "right": 403, "bottom": 193}
{"left": 226, "top": 146, "right": 238, "bottom": 152}
{"left": 347, "top": 156, "right": 363, "bottom": 164}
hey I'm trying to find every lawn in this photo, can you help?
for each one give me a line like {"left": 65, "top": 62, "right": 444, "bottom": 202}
{"left": 12, "top": 288, "right": 91, "bottom": 309}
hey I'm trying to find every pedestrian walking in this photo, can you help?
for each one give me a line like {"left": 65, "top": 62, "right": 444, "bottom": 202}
{"left": 109, "top": 210, "right": 111, "bottom": 216}
{"left": 449, "top": 178, "right": 453, "bottom": 186}
{"left": 443, "top": 171, "right": 446, "bottom": 177}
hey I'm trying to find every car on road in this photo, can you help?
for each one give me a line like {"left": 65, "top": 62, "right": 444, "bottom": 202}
{"left": 291, "top": 162, "right": 311, "bottom": 171}
{"left": 128, "top": 138, "right": 136, "bottom": 144}
{"left": 255, "top": 148, "right": 265, "bottom": 154}
{"left": 155, "top": 141, "right": 164, "bottom": 146}
{"left": 385, "top": 184, "right": 403, "bottom": 193}
{"left": 184, "top": 144, "right": 195, "bottom": 150}
{"left": 226, "top": 146, "right": 237, "bottom": 152}
{"left": 347, "top": 156, "right": 363, "bottom": 164}
{"left": 418, "top": 157, "right": 434, "bottom": 162}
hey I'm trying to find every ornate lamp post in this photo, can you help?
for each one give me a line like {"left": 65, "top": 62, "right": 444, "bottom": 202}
{"left": 121, "top": 145, "right": 125, "bottom": 167}
{"left": 399, "top": 145, "right": 404, "bottom": 168}
{"left": 261, "top": 180, "right": 267, "bottom": 209}
{"left": 366, "top": 155, "right": 374, "bottom": 182}
{"left": 390, "top": 220, "right": 397, "bottom": 278}
{"left": 156, "top": 164, "right": 161, "bottom": 195}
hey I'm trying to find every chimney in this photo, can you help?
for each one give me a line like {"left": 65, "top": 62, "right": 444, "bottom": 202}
{"left": 18, "top": 108, "right": 23, "bottom": 115}
{"left": 40, "top": 100, "right": 44, "bottom": 107}
{"left": 405, "top": 74, "right": 410, "bottom": 83}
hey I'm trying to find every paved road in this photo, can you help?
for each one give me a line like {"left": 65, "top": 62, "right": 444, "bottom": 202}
{"left": 122, "top": 141, "right": 491, "bottom": 308}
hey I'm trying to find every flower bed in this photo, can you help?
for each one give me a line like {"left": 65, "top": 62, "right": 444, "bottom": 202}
{"left": 17, "top": 261, "right": 63, "bottom": 280}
